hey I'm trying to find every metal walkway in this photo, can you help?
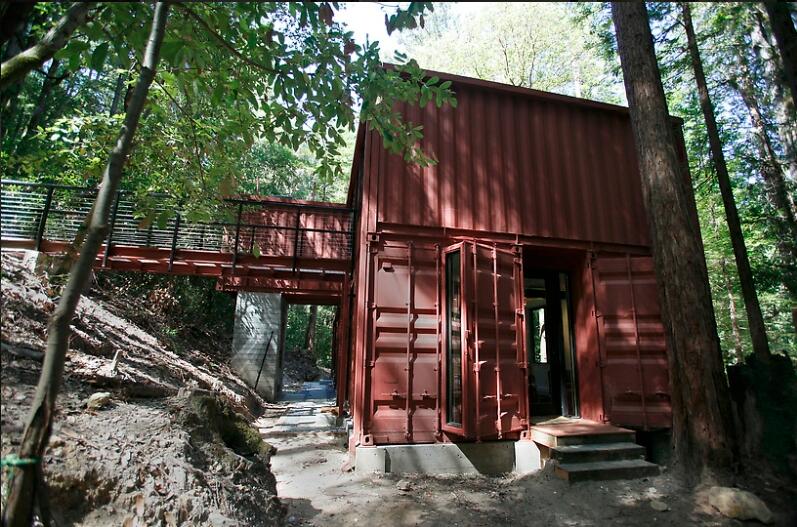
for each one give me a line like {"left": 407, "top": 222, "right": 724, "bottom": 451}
{"left": 1, "top": 179, "right": 354, "bottom": 297}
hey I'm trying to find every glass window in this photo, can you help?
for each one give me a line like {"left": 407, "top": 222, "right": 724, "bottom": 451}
{"left": 446, "top": 250, "right": 463, "bottom": 426}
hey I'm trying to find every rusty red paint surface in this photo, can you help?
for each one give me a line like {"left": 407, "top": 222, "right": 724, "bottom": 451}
{"left": 590, "top": 254, "right": 671, "bottom": 429}
{"left": 349, "top": 70, "right": 677, "bottom": 446}
{"left": 369, "top": 76, "right": 651, "bottom": 248}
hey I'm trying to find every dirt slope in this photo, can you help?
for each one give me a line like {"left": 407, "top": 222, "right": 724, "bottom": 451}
{"left": 0, "top": 252, "right": 285, "bottom": 526}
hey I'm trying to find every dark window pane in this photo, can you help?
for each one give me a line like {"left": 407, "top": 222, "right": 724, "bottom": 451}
{"left": 446, "top": 250, "right": 463, "bottom": 426}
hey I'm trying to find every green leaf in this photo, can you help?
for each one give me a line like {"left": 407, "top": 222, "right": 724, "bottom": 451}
{"left": 90, "top": 42, "right": 109, "bottom": 71}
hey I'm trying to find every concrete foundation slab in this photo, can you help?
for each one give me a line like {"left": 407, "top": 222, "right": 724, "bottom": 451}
{"left": 356, "top": 442, "right": 523, "bottom": 476}
{"left": 514, "top": 440, "right": 543, "bottom": 474}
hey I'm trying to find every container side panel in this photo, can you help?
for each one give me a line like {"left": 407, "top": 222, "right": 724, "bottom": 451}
{"left": 591, "top": 254, "right": 671, "bottom": 429}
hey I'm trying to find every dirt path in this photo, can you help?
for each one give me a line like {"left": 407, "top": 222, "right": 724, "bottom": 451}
{"left": 258, "top": 390, "right": 795, "bottom": 527}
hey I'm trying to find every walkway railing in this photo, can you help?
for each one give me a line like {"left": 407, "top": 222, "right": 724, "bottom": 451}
{"left": 1, "top": 179, "right": 354, "bottom": 274}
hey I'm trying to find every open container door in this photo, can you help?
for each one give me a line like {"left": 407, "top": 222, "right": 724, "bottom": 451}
{"left": 470, "top": 243, "right": 528, "bottom": 440}
{"left": 441, "top": 242, "right": 471, "bottom": 436}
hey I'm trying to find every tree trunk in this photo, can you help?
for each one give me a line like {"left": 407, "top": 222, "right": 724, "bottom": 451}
{"left": 0, "top": 2, "right": 94, "bottom": 92}
{"left": 764, "top": 0, "right": 797, "bottom": 109}
{"left": 611, "top": 1, "right": 737, "bottom": 479}
{"left": 18, "top": 59, "right": 68, "bottom": 148}
{"left": 730, "top": 57, "right": 797, "bottom": 301}
{"left": 681, "top": 2, "right": 771, "bottom": 362}
{"left": 0, "top": 1, "right": 35, "bottom": 48}
{"left": 305, "top": 305, "right": 318, "bottom": 355}
{"left": 721, "top": 256, "right": 746, "bottom": 363}
{"left": 751, "top": 7, "right": 797, "bottom": 182}
{"left": 1, "top": 4, "right": 169, "bottom": 526}
{"left": 732, "top": 57, "right": 797, "bottom": 233}
{"left": 109, "top": 73, "right": 125, "bottom": 116}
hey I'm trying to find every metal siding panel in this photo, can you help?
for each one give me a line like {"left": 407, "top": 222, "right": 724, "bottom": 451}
{"left": 592, "top": 254, "right": 671, "bottom": 429}
{"left": 473, "top": 91, "right": 488, "bottom": 232}
{"left": 440, "top": 95, "right": 456, "bottom": 227}
{"left": 574, "top": 109, "right": 596, "bottom": 245}
{"left": 516, "top": 96, "right": 533, "bottom": 235}
{"left": 374, "top": 82, "right": 654, "bottom": 247}
{"left": 455, "top": 88, "right": 472, "bottom": 231}
{"left": 424, "top": 100, "right": 440, "bottom": 227}
{"left": 487, "top": 92, "right": 507, "bottom": 234}
{"left": 532, "top": 99, "right": 554, "bottom": 238}
{"left": 503, "top": 96, "right": 521, "bottom": 234}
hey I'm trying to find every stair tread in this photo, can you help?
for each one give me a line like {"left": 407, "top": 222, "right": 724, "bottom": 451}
{"left": 558, "top": 459, "right": 658, "bottom": 473}
{"left": 552, "top": 442, "right": 644, "bottom": 454}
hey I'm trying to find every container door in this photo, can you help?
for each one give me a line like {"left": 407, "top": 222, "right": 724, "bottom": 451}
{"left": 368, "top": 241, "right": 440, "bottom": 444}
{"left": 441, "top": 242, "right": 470, "bottom": 436}
{"left": 469, "top": 243, "right": 527, "bottom": 439}
{"left": 591, "top": 254, "right": 672, "bottom": 430}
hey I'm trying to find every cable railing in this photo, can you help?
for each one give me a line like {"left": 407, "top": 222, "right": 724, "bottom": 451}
{"left": 1, "top": 179, "right": 355, "bottom": 273}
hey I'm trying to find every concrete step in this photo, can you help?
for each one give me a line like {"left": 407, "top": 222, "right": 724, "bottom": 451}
{"left": 554, "top": 459, "right": 659, "bottom": 482}
{"left": 549, "top": 442, "right": 646, "bottom": 464}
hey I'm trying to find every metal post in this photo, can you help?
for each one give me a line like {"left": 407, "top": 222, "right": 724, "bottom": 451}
{"left": 168, "top": 214, "right": 181, "bottom": 272}
{"left": 254, "top": 331, "right": 276, "bottom": 391}
{"left": 34, "top": 186, "right": 55, "bottom": 252}
{"left": 102, "top": 190, "right": 122, "bottom": 267}
{"left": 231, "top": 202, "right": 243, "bottom": 274}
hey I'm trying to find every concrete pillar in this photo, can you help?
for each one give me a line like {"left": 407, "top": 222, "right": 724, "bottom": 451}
{"left": 231, "top": 292, "right": 286, "bottom": 401}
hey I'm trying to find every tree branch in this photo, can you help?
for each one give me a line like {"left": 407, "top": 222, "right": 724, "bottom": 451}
{"left": 176, "top": 3, "right": 277, "bottom": 75}
{"left": 0, "top": 2, "right": 96, "bottom": 92}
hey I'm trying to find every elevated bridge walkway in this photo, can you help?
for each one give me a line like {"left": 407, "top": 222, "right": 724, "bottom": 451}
{"left": 1, "top": 179, "right": 354, "bottom": 301}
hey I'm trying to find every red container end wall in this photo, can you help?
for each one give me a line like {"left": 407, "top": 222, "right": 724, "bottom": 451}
{"left": 348, "top": 71, "right": 678, "bottom": 446}
{"left": 370, "top": 80, "right": 651, "bottom": 248}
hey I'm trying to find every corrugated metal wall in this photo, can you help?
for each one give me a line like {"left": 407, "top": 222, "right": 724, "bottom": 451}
{"left": 368, "top": 82, "right": 650, "bottom": 247}
{"left": 590, "top": 254, "right": 671, "bottom": 429}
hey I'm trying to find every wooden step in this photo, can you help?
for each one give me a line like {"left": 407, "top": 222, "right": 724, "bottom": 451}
{"left": 549, "top": 442, "right": 646, "bottom": 464}
{"left": 531, "top": 427, "right": 635, "bottom": 448}
{"left": 555, "top": 459, "right": 659, "bottom": 482}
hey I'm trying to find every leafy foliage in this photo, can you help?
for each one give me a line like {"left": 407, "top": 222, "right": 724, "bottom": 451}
{"left": 1, "top": 2, "right": 455, "bottom": 213}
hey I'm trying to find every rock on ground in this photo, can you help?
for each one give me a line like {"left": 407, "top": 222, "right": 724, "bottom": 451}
{"left": 706, "top": 486, "right": 774, "bottom": 524}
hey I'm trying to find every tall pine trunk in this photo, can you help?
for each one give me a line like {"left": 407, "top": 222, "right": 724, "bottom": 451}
{"left": 1, "top": 4, "right": 170, "bottom": 525}
{"left": 751, "top": 7, "right": 797, "bottom": 182}
{"left": 681, "top": 2, "right": 771, "bottom": 362}
{"left": 611, "top": 1, "right": 737, "bottom": 478}
{"left": 764, "top": 1, "right": 797, "bottom": 108}
{"left": 730, "top": 56, "right": 797, "bottom": 302}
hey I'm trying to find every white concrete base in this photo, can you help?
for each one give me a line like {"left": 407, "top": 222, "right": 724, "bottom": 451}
{"left": 356, "top": 441, "right": 539, "bottom": 476}
{"left": 514, "top": 440, "right": 543, "bottom": 474}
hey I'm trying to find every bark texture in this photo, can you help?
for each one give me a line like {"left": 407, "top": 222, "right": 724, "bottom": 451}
{"left": 1, "top": 4, "right": 170, "bottom": 525}
{"left": 764, "top": 0, "right": 797, "bottom": 109}
{"left": 681, "top": 2, "right": 771, "bottom": 361}
{"left": 0, "top": 2, "right": 94, "bottom": 92}
{"left": 611, "top": 1, "right": 737, "bottom": 478}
